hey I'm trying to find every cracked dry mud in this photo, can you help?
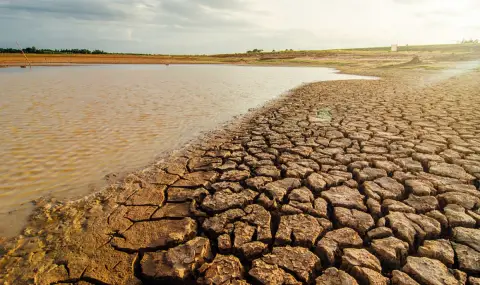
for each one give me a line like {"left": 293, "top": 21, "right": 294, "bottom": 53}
{"left": 1, "top": 67, "right": 480, "bottom": 285}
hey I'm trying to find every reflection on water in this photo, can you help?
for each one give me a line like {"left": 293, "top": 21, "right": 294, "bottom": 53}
{"left": 0, "top": 64, "right": 375, "bottom": 236}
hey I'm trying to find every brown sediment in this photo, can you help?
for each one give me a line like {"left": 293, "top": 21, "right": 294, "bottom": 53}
{"left": 1, "top": 65, "right": 480, "bottom": 285}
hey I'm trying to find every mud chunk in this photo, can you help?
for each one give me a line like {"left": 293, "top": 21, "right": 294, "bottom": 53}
{"left": 263, "top": 178, "right": 302, "bottom": 202}
{"left": 257, "top": 193, "right": 276, "bottom": 210}
{"left": 367, "top": 227, "right": 393, "bottom": 240}
{"left": 382, "top": 199, "right": 415, "bottom": 214}
{"left": 348, "top": 161, "right": 370, "bottom": 172}
{"left": 306, "top": 173, "right": 327, "bottom": 193}
{"left": 112, "top": 218, "right": 197, "bottom": 251}
{"left": 316, "top": 228, "right": 363, "bottom": 265}
{"left": 239, "top": 241, "right": 267, "bottom": 260}
{"left": 245, "top": 176, "right": 272, "bottom": 190}
{"left": 404, "top": 180, "right": 435, "bottom": 196}
{"left": 354, "top": 167, "right": 387, "bottom": 183}
{"left": 154, "top": 170, "right": 180, "bottom": 185}
{"left": 286, "top": 162, "right": 314, "bottom": 178}
{"left": 393, "top": 158, "right": 423, "bottom": 172}
{"left": 364, "top": 178, "right": 405, "bottom": 201}
{"left": 141, "top": 237, "right": 212, "bottom": 280}
{"left": 290, "top": 146, "right": 314, "bottom": 157}
{"left": 249, "top": 259, "right": 299, "bottom": 285}
{"left": 242, "top": 204, "right": 272, "bottom": 242}
{"left": 211, "top": 182, "right": 243, "bottom": 193}
{"left": 124, "top": 206, "right": 157, "bottom": 221}
{"left": 261, "top": 246, "right": 321, "bottom": 283}
{"left": 201, "top": 189, "right": 257, "bottom": 213}
{"left": 188, "top": 157, "right": 223, "bottom": 171}
{"left": 444, "top": 204, "right": 477, "bottom": 228}
{"left": 315, "top": 267, "right": 358, "bottom": 285}
{"left": 438, "top": 183, "right": 480, "bottom": 198}
{"left": 249, "top": 261, "right": 284, "bottom": 284}
{"left": 125, "top": 184, "right": 166, "bottom": 206}
{"left": 391, "top": 270, "right": 419, "bottom": 285}
{"left": 392, "top": 171, "right": 417, "bottom": 183}
{"left": 437, "top": 192, "right": 479, "bottom": 210}
{"left": 166, "top": 160, "right": 187, "bottom": 176}
{"left": 350, "top": 267, "right": 389, "bottom": 285}
{"left": 403, "top": 195, "right": 438, "bottom": 213}
{"left": 334, "top": 207, "right": 374, "bottom": 235}
{"left": 385, "top": 212, "right": 441, "bottom": 247}
{"left": 173, "top": 171, "right": 219, "bottom": 187}
{"left": 255, "top": 166, "right": 281, "bottom": 178}
{"left": 402, "top": 256, "right": 461, "bottom": 285}
{"left": 371, "top": 236, "right": 409, "bottom": 268}
{"left": 375, "top": 176, "right": 405, "bottom": 197}
{"left": 319, "top": 147, "right": 344, "bottom": 156}
{"left": 319, "top": 172, "right": 350, "bottom": 187}
{"left": 429, "top": 163, "right": 475, "bottom": 181}
{"left": 203, "top": 209, "right": 245, "bottom": 235}
{"left": 414, "top": 143, "right": 442, "bottom": 154}
{"left": 373, "top": 160, "right": 401, "bottom": 174}
{"left": 321, "top": 186, "right": 367, "bottom": 211}
{"left": 233, "top": 222, "right": 255, "bottom": 249}
{"left": 425, "top": 210, "right": 449, "bottom": 229}
{"left": 330, "top": 138, "right": 353, "bottom": 148}
{"left": 418, "top": 239, "right": 454, "bottom": 266}
{"left": 217, "top": 234, "right": 232, "bottom": 254}
{"left": 366, "top": 198, "right": 382, "bottom": 220}
{"left": 452, "top": 227, "right": 480, "bottom": 252}
{"left": 275, "top": 214, "right": 326, "bottom": 248}
{"left": 220, "top": 170, "right": 250, "bottom": 182}
{"left": 289, "top": 187, "right": 314, "bottom": 203}
{"left": 216, "top": 160, "right": 238, "bottom": 171}
{"left": 313, "top": 198, "right": 329, "bottom": 218}
{"left": 198, "top": 255, "right": 244, "bottom": 285}
{"left": 342, "top": 248, "right": 382, "bottom": 272}
{"left": 412, "top": 153, "right": 444, "bottom": 168}
{"left": 152, "top": 202, "right": 191, "bottom": 219}
{"left": 417, "top": 172, "right": 464, "bottom": 188}
{"left": 362, "top": 146, "right": 388, "bottom": 154}
{"left": 469, "top": 277, "right": 480, "bottom": 285}
{"left": 167, "top": 187, "right": 209, "bottom": 202}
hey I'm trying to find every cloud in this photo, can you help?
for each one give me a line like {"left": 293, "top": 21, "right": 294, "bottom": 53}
{"left": 0, "top": 0, "right": 130, "bottom": 21}
{"left": 155, "top": 0, "right": 262, "bottom": 30}
{"left": 0, "top": 0, "right": 478, "bottom": 53}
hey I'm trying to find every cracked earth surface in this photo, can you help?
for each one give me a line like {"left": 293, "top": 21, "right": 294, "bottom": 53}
{"left": 1, "top": 67, "right": 480, "bottom": 285}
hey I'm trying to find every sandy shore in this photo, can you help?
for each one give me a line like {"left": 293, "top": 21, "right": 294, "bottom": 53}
{"left": 1, "top": 65, "right": 480, "bottom": 284}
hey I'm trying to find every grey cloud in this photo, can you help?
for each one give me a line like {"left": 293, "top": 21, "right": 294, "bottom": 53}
{"left": 157, "top": 0, "right": 257, "bottom": 29}
{"left": 0, "top": 0, "right": 131, "bottom": 21}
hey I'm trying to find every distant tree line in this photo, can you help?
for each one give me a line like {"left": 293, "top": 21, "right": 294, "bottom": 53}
{"left": 246, "top": 49, "right": 264, "bottom": 53}
{"left": 0, "top": 46, "right": 108, "bottom": 54}
{"left": 247, "top": 48, "right": 295, "bottom": 54}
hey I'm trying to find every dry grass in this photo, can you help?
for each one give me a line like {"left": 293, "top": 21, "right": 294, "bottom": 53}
{"left": 1, "top": 43, "right": 479, "bottom": 69}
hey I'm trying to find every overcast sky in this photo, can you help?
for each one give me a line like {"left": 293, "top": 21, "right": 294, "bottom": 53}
{"left": 0, "top": 0, "right": 478, "bottom": 54}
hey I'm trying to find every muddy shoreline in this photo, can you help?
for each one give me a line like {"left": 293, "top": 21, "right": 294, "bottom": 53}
{"left": 1, "top": 65, "right": 480, "bottom": 284}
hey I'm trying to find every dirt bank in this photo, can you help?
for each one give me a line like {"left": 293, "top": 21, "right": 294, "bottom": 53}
{"left": 1, "top": 66, "right": 480, "bottom": 284}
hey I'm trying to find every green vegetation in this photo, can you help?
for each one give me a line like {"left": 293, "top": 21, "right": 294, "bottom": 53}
{"left": 0, "top": 47, "right": 108, "bottom": 54}
{"left": 246, "top": 49, "right": 264, "bottom": 53}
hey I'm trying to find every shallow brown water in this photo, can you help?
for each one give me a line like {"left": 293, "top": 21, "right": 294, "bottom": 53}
{"left": 0, "top": 64, "right": 375, "bottom": 236}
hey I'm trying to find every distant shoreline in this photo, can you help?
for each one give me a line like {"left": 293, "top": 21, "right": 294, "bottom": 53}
{"left": 1, "top": 44, "right": 479, "bottom": 70}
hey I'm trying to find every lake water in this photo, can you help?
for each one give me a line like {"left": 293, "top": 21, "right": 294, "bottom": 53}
{"left": 0, "top": 64, "right": 375, "bottom": 236}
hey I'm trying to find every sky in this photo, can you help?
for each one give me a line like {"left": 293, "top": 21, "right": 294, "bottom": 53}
{"left": 0, "top": 0, "right": 479, "bottom": 54}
